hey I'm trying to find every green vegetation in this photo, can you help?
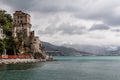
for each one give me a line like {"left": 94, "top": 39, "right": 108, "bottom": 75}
{"left": 0, "top": 10, "right": 12, "bottom": 35}
{"left": 0, "top": 10, "right": 15, "bottom": 55}
{"left": 0, "top": 40, "right": 5, "bottom": 54}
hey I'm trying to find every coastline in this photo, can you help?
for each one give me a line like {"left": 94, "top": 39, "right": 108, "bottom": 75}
{"left": 0, "top": 59, "right": 48, "bottom": 64}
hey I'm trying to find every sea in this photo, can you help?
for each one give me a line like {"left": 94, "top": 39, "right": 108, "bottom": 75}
{"left": 0, "top": 56, "right": 120, "bottom": 80}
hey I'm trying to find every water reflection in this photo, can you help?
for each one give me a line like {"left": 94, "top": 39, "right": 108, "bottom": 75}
{"left": 0, "top": 62, "right": 44, "bottom": 71}
{"left": 0, "top": 62, "right": 45, "bottom": 80}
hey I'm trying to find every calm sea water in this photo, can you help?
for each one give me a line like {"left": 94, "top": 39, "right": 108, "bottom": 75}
{"left": 1, "top": 56, "right": 120, "bottom": 80}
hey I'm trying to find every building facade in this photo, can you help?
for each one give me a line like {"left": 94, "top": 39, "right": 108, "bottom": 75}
{"left": 13, "top": 11, "right": 31, "bottom": 38}
{"left": 12, "top": 11, "right": 44, "bottom": 55}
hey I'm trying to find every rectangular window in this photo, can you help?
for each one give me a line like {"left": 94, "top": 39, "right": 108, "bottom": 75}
{"left": 14, "top": 20, "right": 16, "bottom": 23}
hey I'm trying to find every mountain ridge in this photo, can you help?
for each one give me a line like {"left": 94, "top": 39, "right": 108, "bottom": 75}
{"left": 41, "top": 41, "right": 93, "bottom": 56}
{"left": 42, "top": 41, "right": 120, "bottom": 56}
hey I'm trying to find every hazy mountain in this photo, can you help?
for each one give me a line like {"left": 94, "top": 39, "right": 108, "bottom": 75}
{"left": 41, "top": 41, "right": 93, "bottom": 56}
{"left": 41, "top": 41, "right": 120, "bottom": 56}
{"left": 106, "top": 46, "right": 120, "bottom": 56}
{"left": 62, "top": 44, "right": 106, "bottom": 55}
{"left": 62, "top": 44, "right": 120, "bottom": 56}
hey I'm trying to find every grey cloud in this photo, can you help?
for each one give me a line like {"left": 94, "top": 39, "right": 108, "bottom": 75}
{"left": 1, "top": 0, "right": 35, "bottom": 11}
{"left": 38, "top": 23, "right": 87, "bottom": 35}
{"left": 87, "top": 35, "right": 105, "bottom": 39}
{"left": 74, "top": 0, "right": 120, "bottom": 26}
{"left": 1, "top": 0, "right": 81, "bottom": 13}
{"left": 111, "top": 29, "right": 120, "bottom": 32}
{"left": 2, "top": 0, "right": 120, "bottom": 26}
{"left": 89, "top": 24, "right": 110, "bottom": 31}
{"left": 58, "top": 24, "right": 86, "bottom": 35}
{"left": 38, "top": 25, "right": 58, "bottom": 35}
{"left": 76, "top": 11, "right": 120, "bottom": 26}
{"left": 104, "top": 16, "right": 120, "bottom": 26}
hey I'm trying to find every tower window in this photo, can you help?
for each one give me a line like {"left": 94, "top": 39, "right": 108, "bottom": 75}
{"left": 34, "top": 39, "right": 36, "bottom": 41}
{"left": 14, "top": 20, "right": 16, "bottom": 23}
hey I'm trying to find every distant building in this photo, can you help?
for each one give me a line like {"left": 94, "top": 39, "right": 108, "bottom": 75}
{"left": 12, "top": 11, "right": 44, "bottom": 54}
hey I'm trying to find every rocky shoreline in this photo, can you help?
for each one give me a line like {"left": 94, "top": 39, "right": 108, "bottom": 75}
{"left": 0, "top": 59, "right": 49, "bottom": 64}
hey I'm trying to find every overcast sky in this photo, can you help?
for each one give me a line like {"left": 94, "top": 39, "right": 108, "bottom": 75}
{"left": 1, "top": 0, "right": 120, "bottom": 46}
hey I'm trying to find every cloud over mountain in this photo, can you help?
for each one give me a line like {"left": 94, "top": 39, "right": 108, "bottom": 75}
{"left": 1, "top": 0, "right": 120, "bottom": 46}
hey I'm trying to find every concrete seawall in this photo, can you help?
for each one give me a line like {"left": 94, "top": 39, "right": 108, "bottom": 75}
{"left": 0, "top": 59, "right": 47, "bottom": 64}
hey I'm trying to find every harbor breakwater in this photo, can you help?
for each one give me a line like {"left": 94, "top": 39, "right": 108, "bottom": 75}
{"left": 0, "top": 59, "right": 47, "bottom": 64}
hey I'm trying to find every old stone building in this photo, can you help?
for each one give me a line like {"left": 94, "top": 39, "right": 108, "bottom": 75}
{"left": 12, "top": 11, "right": 31, "bottom": 46}
{"left": 12, "top": 11, "right": 46, "bottom": 58}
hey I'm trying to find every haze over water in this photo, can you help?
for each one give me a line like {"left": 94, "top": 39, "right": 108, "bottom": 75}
{"left": 1, "top": 56, "right": 120, "bottom": 80}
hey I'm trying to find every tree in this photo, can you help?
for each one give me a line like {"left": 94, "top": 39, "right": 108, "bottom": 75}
{"left": 0, "top": 10, "right": 13, "bottom": 35}
{"left": 0, "top": 10, "right": 6, "bottom": 26}
{"left": 0, "top": 40, "right": 5, "bottom": 55}
{"left": 0, "top": 10, "right": 14, "bottom": 55}
{"left": 4, "top": 36, "right": 15, "bottom": 55}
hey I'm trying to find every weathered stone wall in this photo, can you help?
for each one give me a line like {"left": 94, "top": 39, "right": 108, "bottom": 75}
{"left": 30, "top": 37, "right": 42, "bottom": 53}
{"left": 12, "top": 11, "right": 47, "bottom": 59}
{"left": 13, "top": 11, "right": 30, "bottom": 24}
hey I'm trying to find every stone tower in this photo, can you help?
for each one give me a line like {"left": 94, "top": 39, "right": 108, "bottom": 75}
{"left": 13, "top": 11, "right": 31, "bottom": 38}
{"left": 12, "top": 11, "right": 47, "bottom": 59}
